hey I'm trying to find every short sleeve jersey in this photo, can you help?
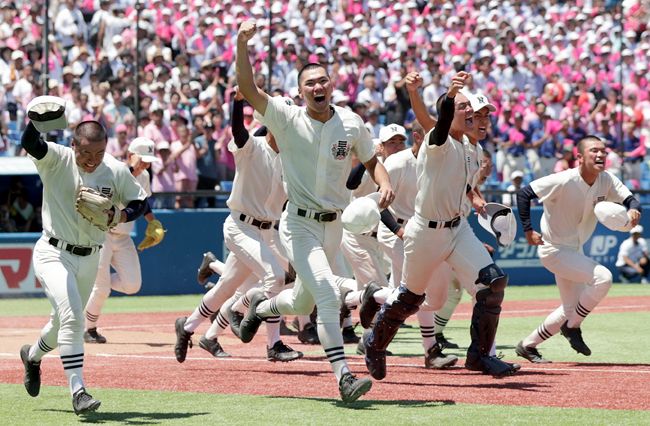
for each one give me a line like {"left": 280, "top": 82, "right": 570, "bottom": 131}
{"left": 32, "top": 143, "right": 147, "bottom": 246}
{"left": 531, "top": 168, "right": 633, "bottom": 249}
{"left": 415, "top": 132, "right": 482, "bottom": 221}
{"left": 383, "top": 147, "right": 418, "bottom": 221}
{"left": 261, "top": 96, "right": 375, "bottom": 211}
{"left": 226, "top": 135, "right": 286, "bottom": 221}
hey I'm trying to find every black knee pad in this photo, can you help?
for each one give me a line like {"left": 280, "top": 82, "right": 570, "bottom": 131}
{"left": 475, "top": 263, "right": 508, "bottom": 292}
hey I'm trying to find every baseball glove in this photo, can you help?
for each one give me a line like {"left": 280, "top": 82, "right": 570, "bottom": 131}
{"left": 75, "top": 187, "right": 120, "bottom": 231}
{"left": 137, "top": 219, "right": 165, "bottom": 251}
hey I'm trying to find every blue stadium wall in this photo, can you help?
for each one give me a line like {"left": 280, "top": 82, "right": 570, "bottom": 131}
{"left": 0, "top": 207, "right": 643, "bottom": 297}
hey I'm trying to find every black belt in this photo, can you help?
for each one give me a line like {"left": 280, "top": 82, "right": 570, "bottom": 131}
{"left": 427, "top": 216, "right": 461, "bottom": 230}
{"left": 238, "top": 213, "right": 273, "bottom": 230}
{"left": 48, "top": 237, "right": 99, "bottom": 257}
{"left": 296, "top": 208, "right": 338, "bottom": 222}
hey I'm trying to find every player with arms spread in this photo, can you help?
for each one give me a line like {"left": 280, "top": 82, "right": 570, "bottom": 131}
{"left": 234, "top": 20, "right": 394, "bottom": 403}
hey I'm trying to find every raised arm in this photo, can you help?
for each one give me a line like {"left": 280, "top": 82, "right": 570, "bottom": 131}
{"left": 236, "top": 20, "right": 269, "bottom": 116}
{"left": 21, "top": 121, "right": 48, "bottom": 160}
{"left": 404, "top": 72, "right": 436, "bottom": 133}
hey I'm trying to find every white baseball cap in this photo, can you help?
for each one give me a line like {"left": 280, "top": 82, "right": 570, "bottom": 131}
{"left": 630, "top": 225, "right": 644, "bottom": 234}
{"left": 128, "top": 137, "right": 160, "bottom": 163}
{"left": 461, "top": 89, "right": 497, "bottom": 113}
{"left": 478, "top": 203, "right": 517, "bottom": 247}
{"left": 341, "top": 192, "right": 381, "bottom": 234}
{"left": 594, "top": 201, "right": 632, "bottom": 232}
{"left": 26, "top": 96, "right": 68, "bottom": 133}
{"left": 379, "top": 124, "right": 407, "bottom": 143}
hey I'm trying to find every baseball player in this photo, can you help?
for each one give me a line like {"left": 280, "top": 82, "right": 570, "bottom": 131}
{"left": 18, "top": 97, "right": 147, "bottom": 415}
{"left": 174, "top": 89, "right": 303, "bottom": 363}
{"left": 234, "top": 20, "right": 394, "bottom": 403}
{"left": 339, "top": 124, "right": 408, "bottom": 345}
{"left": 364, "top": 72, "right": 517, "bottom": 380}
{"left": 84, "top": 137, "right": 165, "bottom": 344}
{"left": 515, "top": 135, "right": 641, "bottom": 363}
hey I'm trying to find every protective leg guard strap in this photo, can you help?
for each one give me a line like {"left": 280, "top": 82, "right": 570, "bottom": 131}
{"left": 467, "top": 287, "right": 505, "bottom": 359}
{"left": 369, "top": 286, "right": 425, "bottom": 351}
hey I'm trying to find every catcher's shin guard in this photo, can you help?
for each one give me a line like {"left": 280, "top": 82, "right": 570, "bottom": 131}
{"left": 467, "top": 264, "right": 507, "bottom": 361}
{"left": 365, "top": 286, "right": 424, "bottom": 380}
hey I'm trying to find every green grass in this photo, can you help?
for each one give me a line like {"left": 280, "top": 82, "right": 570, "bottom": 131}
{"left": 2, "top": 284, "right": 649, "bottom": 424}
{"left": 1, "top": 384, "right": 648, "bottom": 425}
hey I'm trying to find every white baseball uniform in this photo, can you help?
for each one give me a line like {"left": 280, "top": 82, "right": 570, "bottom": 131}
{"left": 521, "top": 168, "right": 632, "bottom": 348}
{"left": 182, "top": 134, "right": 289, "bottom": 349}
{"left": 256, "top": 95, "right": 375, "bottom": 381}
{"left": 403, "top": 132, "right": 491, "bottom": 296}
{"left": 29, "top": 142, "right": 146, "bottom": 396}
{"left": 340, "top": 168, "right": 390, "bottom": 289}
{"left": 84, "top": 170, "right": 152, "bottom": 329}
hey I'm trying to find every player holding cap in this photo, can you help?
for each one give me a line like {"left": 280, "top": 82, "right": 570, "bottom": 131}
{"left": 18, "top": 97, "right": 148, "bottom": 415}
{"left": 516, "top": 135, "right": 641, "bottom": 363}
{"left": 365, "top": 72, "right": 517, "bottom": 380}
{"left": 83, "top": 137, "right": 165, "bottom": 344}
{"left": 235, "top": 20, "right": 394, "bottom": 403}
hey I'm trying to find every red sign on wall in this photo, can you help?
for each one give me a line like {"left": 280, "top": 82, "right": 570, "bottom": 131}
{"left": 0, "top": 244, "right": 41, "bottom": 294}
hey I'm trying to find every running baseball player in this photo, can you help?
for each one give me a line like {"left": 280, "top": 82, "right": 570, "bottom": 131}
{"left": 364, "top": 72, "right": 517, "bottom": 380}
{"left": 174, "top": 89, "right": 302, "bottom": 363}
{"left": 18, "top": 97, "right": 147, "bottom": 415}
{"left": 403, "top": 75, "right": 518, "bottom": 372}
{"left": 516, "top": 135, "right": 641, "bottom": 363}
{"left": 84, "top": 137, "right": 165, "bottom": 344}
{"left": 339, "top": 124, "right": 407, "bottom": 345}
{"left": 235, "top": 20, "right": 394, "bottom": 403}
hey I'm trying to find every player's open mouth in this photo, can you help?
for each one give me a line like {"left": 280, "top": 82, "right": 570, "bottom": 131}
{"left": 314, "top": 95, "right": 326, "bottom": 104}
{"left": 595, "top": 160, "right": 605, "bottom": 165}
{"left": 465, "top": 116, "right": 474, "bottom": 126}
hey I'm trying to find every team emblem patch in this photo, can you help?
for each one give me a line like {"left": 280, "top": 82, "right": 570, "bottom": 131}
{"left": 594, "top": 195, "right": 606, "bottom": 206}
{"left": 331, "top": 140, "right": 350, "bottom": 160}
{"left": 99, "top": 187, "right": 114, "bottom": 199}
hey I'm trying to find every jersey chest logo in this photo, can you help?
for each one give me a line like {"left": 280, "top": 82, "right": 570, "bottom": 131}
{"left": 331, "top": 140, "right": 351, "bottom": 160}
{"left": 99, "top": 186, "right": 114, "bottom": 200}
{"left": 593, "top": 195, "right": 606, "bottom": 206}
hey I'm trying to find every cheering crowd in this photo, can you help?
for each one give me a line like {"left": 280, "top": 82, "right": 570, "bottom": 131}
{"left": 1, "top": 0, "right": 650, "bottom": 207}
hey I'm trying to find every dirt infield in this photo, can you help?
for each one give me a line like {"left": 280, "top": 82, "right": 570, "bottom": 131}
{"left": 1, "top": 296, "right": 649, "bottom": 410}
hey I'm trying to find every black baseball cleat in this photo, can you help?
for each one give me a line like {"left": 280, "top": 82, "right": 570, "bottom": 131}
{"left": 342, "top": 326, "right": 360, "bottom": 344}
{"left": 363, "top": 331, "right": 387, "bottom": 380}
{"left": 72, "top": 388, "right": 101, "bottom": 415}
{"left": 424, "top": 343, "right": 458, "bottom": 369}
{"left": 466, "top": 355, "right": 519, "bottom": 378}
{"left": 267, "top": 340, "right": 303, "bottom": 362}
{"left": 560, "top": 322, "right": 592, "bottom": 356}
{"left": 197, "top": 251, "right": 217, "bottom": 285}
{"left": 279, "top": 318, "right": 297, "bottom": 336}
{"left": 84, "top": 328, "right": 107, "bottom": 344}
{"left": 228, "top": 309, "right": 244, "bottom": 339}
{"left": 238, "top": 290, "right": 267, "bottom": 343}
{"left": 338, "top": 372, "right": 372, "bottom": 403}
{"left": 20, "top": 345, "right": 41, "bottom": 397}
{"left": 434, "top": 332, "right": 459, "bottom": 350}
{"left": 174, "top": 317, "right": 193, "bottom": 363}
{"left": 515, "top": 341, "right": 551, "bottom": 363}
{"left": 359, "top": 282, "right": 382, "bottom": 329}
{"left": 199, "top": 336, "right": 230, "bottom": 358}
{"left": 297, "top": 323, "right": 320, "bottom": 345}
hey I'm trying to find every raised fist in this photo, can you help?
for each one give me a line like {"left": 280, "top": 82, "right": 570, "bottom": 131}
{"left": 238, "top": 20, "right": 257, "bottom": 43}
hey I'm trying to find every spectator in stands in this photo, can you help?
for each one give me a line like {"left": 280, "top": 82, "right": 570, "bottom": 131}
{"left": 0, "top": 203, "right": 17, "bottom": 232}
{"left": 616, "top": 225, "right": 650, "bottom": 284}
{"left": 193, "top": 113, "right": 219, "bottom": 208}
{"left": 502, "top": 170, "right": 524, "bottom": 208}
{"left": 151, "top": 141, "right": 176, "bottom": 209}
{"left": 9, "top": 188, "right": 36, "bottom": 232}
{"left": 554, "top": 145, "right": 575, "bottom": 173}
{"left": 170, "top": 121, "right": 198, "bottom": 208}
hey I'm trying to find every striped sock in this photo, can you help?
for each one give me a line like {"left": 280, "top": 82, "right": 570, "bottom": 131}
{"left": 232, "top": 294, "right": 250, "bottom": 314}
{"left": 29, "top": 337, "right": 54, "bottom": 362}
{"left": 266, "top": 317, "right": 281, "bottom": 347}
{"left": 569, "top": 302, "right": 591, "bottom": 328}
{"left": 522, "top": 306, "right": 565, "bottom": 347}
{"left": 417, "top": 310, "right": 436, "bottom": 351}
{"left": 205, "top": 311, "right": 229, "bottom": 340}
{"left": 60, "top": 348, "right": 85, "bottom": 395}
{"left": 319, "top": 321, "right": 350, "bottom": 382}
{"left": 85, "top": 311, "right": 99, "bottom": 329}
{"left": 185, "top": 299, "right": 216, "bottom": 332}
